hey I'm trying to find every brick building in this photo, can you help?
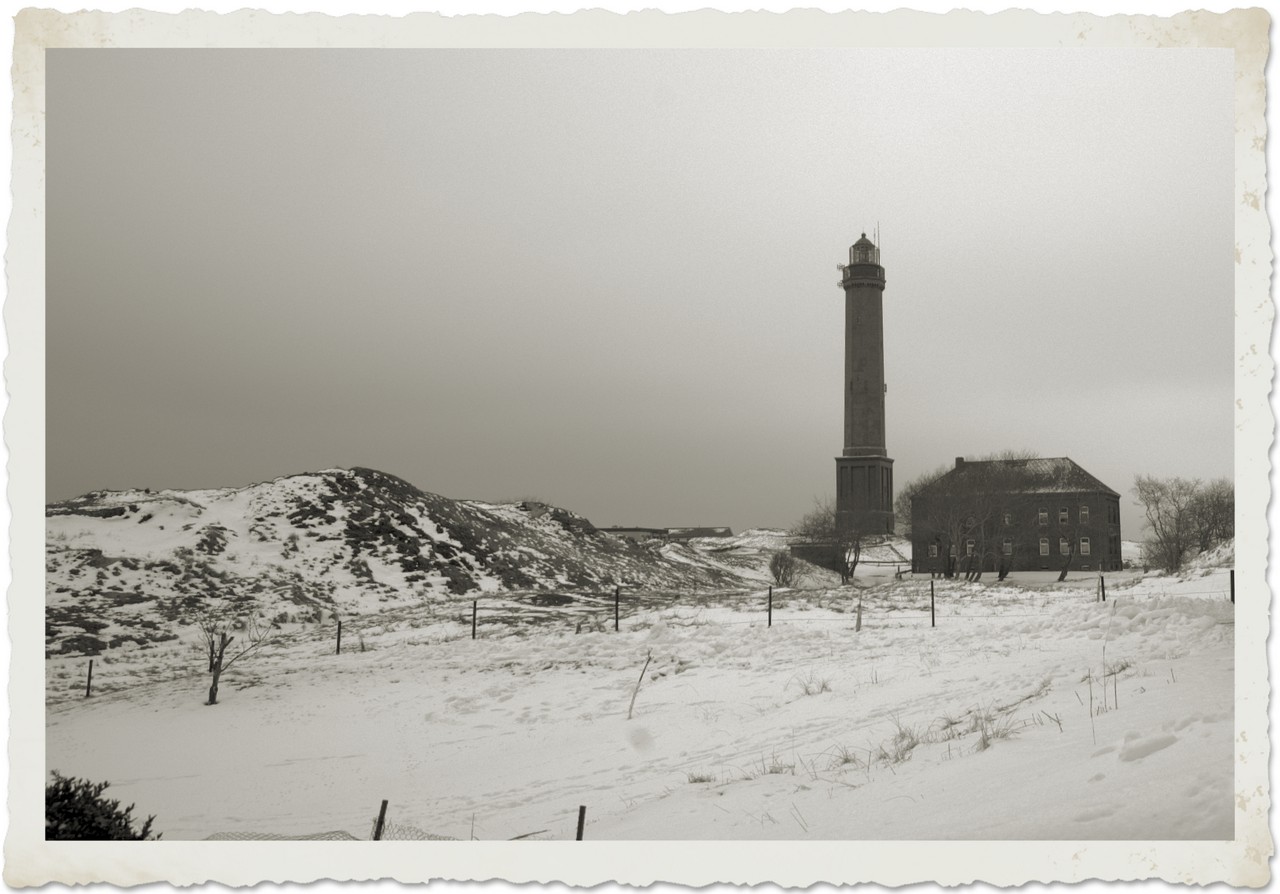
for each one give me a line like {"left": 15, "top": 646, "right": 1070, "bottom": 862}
{"left": 910, "top": 457, "right": 1122, "bottom": 574}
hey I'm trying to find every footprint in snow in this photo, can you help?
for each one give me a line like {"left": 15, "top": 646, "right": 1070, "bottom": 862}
{"left": 1073, "top": 805, "right": 1116, "bottom": 823}
{"left": 1118, "top": 732, "right": 1178, "bottom": 762}
{"left": 627, "top": 726, "right": 654, "bottom": 752}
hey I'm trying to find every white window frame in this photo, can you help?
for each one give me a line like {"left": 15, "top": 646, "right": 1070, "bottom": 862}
{"left": 928, "top": 543, "right": 938, "bottom": 558}
{"left": 1058, "top": 507, "right": 1069, "bottom": 524}
{"left": 1039, "top": 538, "right": 1049, "bottom": 556}
{"left": 1080, "top": 505, "right": 1089, "bottom": 524}
{"left": 1038, "top": 508, "right": 1048, "bottom": 525}
{"left": 1060, "top": 537, "right": 1070, "bottom": 556}
{"left": 966, "top": 539, "right": 975, "bottom": 556}
{"left": 1002, "top": 538, "right": 1013, "bottom": 556}
{"left": 1080, "top": 537, "right": 1091, "bottom": 556}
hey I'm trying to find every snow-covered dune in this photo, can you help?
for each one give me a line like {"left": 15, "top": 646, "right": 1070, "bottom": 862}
{"left": 46, "top": 467, "right": 764, "bottom": 659}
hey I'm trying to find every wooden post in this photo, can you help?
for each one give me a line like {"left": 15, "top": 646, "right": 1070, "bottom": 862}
{"left": 85, "top": 659, "right": 93, "bottom": 698}
{"left": 1230, "top": 569, "right": 1235, "bottom": 604}
{"left": 576, "top": 805, "right": 587, "bottom": 841}
{"left": 1100, "top": 576, "right": 1106, "bottom": 603}
{"left": 614, "top": 586, "right": 620, "bottom": 632}
{"left": 336, "top": 618, "right": 342, "bottom": 655}
{"left": 767, "top": 586, "right": 773, "bottom": 628}
{"left": 930, "top": 580, "right": 935, "bottom": 628}
{"left": 472, "top": 601, "right": 478, "bottom": 640}
{"left": 373, "top": 799, "right": 389, "bottom": 841}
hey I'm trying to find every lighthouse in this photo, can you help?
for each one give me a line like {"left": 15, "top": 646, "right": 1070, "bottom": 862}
{"left": 835, "top": 233, "right": 894, "bottom": 534}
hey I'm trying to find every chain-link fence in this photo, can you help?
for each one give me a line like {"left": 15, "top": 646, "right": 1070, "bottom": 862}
{"left": 370, "top": 817, "right": 456, "bottom": 841}
{"left": 205, "top": 830, "right": 360, "bottom": 840}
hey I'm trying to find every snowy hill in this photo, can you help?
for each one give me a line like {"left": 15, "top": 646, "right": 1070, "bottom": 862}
{"left": 46, "top": 467, "right": 767, "bottom": 658}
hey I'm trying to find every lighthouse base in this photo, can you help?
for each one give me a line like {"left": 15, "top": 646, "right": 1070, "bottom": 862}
{"left": 835, "top": 455, "right": 895, "bottom": 535}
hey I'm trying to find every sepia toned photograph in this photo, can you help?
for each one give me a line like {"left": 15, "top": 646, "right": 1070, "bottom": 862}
{"left": 8, "top": 2, "right": 1271, "bottom": 888}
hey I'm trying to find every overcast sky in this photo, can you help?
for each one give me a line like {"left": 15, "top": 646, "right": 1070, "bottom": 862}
{"left": 46, "top": 47, "right": 1234, "bottom": 536}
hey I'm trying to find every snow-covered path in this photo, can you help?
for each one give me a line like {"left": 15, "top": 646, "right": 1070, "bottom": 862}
{"left": 46, "top": 571, "right": 1234, "bottom": 841}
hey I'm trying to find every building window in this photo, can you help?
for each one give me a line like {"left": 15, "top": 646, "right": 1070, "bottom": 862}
{"left": 949, "top": 544, "right": 957, "bottom": 557}
{"left": 1060, "top": 537, "right": 1070, "bottom": 556}
{"left": 1058, "top": 507, "right": 1069, "bottom": 524}
{"left": 966, "top": 539, "right": 975, "bottom": 556}
{"left": 1080, "top": 537, "right": 1091, "bottom": 556}
{"left": 928, "top": 543, "right": 938, "bottom": 558}
{"left": 1038, "top": 508, "right": 1048, "bottom": 525}
{"left": 1039, "top": 538, "right": 1049, "bottom": 556}
{"left": 1002, "top": 538, "right": 1013, "bottom": 556}
{"left": 1080, "top": 505, "right": 1089, "bottom": 524}
{"left": 1003, "top": 513, "right": 1012, "bottom": 527}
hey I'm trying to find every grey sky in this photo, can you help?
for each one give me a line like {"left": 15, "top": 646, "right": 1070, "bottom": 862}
{"left": 47, "top": 48, "right": 1234, "bottom": 536}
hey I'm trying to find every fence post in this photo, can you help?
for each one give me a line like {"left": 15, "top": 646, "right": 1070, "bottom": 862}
{"left": 767, "top": 586, "right": 773, "bottom": 628}
{"left": 373, "top": 799, "right": 389, "bottom": 841}
{"left": 1231, "top": 569, "right": 1235, "bottom": 604}
{"left": 614, "top": 586, "right": 620, "bottom": 632}
{"left": 336, "top": 618, "right": 342, "bottom": 655}
{"left": 85, "top": 659, "right": 93, "bottom": 698}
{"left": 576, "top": 805, "right": 587, "bottom": 841}
{"left": 1100, "top": 575, "right": 1107, "bottom": 603}
{"left": 472, "top": 601, "right": 478, "bottom": 640}
{"left": 930, "top": 580, "right": 935, "bottom": 628}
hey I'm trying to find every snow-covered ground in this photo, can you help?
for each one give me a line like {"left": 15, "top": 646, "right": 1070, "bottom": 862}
{"left": 46, "top": 548, "right": 1234, "bottom": 841}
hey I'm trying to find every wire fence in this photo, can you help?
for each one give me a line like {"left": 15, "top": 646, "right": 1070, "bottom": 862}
{"left": 444, "top": 568, "right": 1235, "bottom": 638}
{"left": 61, "top": 568, "right": 1235, "bottom": 705}
{"left": 370, "top": 818, "right": 457, "bottom": 841}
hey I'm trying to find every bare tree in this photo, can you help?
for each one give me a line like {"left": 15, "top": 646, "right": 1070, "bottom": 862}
{"left": 893, "top": 463, "right": 950, "bottom": 537}
{"left": 1188, "top": 477, "right": 1234, "bottom": 553}
{"left": 1132, "top": 475, "right": 1201, "bottom": 572}
{"left": 198, "top": 613, "right": 273, "bottom": 706}
{"left": 768, "top": 550, "right": 798, "bottom": 587}
{"left": 793, "top": 499, "right": 864, "bottom": 584}
{"left": 914, "top": 451, "right": 1040, "bottom": 580}
{"left": 1055, "top": 517, "right": 1078, "bottom": 583}
{"left": 1133, "top": 474, "right": 1234, "bottom": 571}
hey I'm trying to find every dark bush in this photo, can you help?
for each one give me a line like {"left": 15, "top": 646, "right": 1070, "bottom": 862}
{"left": 46, "top": 772, "right": 160, "bottom": 840}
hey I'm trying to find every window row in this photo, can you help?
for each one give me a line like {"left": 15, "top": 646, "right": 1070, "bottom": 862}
{"left": 927, "top": 537, "right": 1092, "bottom": 558}
{"left": 1041, "top": 537, "right": 1090, "bottom": 556}
{"left": 1035, "top": 506, "right": 1090, "bottom": 526}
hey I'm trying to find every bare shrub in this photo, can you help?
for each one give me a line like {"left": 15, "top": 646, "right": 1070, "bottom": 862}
{"left": 970, "top": 708, "right": 1021, "bottom": 753}
{"left": 827, "top": 745, "right": 862, "bottom": 770}
{"left": 769, "top": 551, "right": 798, "bottom": 587}
{"left": 789, "top": 670, "right": 832, "bottom": 697}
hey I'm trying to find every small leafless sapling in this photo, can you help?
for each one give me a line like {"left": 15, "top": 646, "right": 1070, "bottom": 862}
{"left": 198, "top": 613, "right": 273, "bottom": 705}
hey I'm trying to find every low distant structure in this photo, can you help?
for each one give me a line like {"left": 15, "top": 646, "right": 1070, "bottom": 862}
{"left": 600, "top": 526, "right": 666, "bottom": 542}
{"left": 664, "top": 527, "right": 733, "bottom": 543}
{"left": 911, "top": 456, "right": 1122, "bottom": 574}
{"left": 600, "top": 526, "right": 734, "bottom": 543}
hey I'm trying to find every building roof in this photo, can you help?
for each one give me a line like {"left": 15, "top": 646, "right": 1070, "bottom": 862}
{"left": 918, "top": 457, "right": 1120, "bottom": 498}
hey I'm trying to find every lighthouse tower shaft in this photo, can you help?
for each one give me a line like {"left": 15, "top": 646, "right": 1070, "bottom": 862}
{"left": 835, "top": 235, "right": 894, "bottom": 534}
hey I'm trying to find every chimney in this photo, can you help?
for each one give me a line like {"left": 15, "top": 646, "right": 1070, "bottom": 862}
{"left": 955, "top": 457, "right": 965, "bottom": 468}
